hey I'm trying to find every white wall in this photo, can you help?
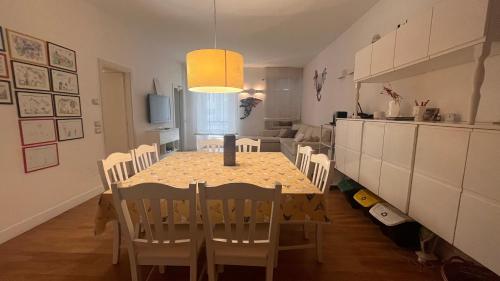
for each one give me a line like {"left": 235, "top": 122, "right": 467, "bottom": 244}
{"left": 301, "top": 0, "right": 500, "bottom": 125}
{"left": 0, "top": 0, "right": 182, "bottom": 243}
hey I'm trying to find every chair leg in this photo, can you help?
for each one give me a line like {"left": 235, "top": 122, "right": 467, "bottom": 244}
{"left": 190, "top": 259, "right": 197, "bottom": 281}
{"left": 266, "top": 261, "right": 274, "bottom": 281}
{"left": 112, "top": 220, "right": 121, "bottom": 265}
{"left": 274, "top": 224, "right": 281, "bottom": 268}
{"left": 206, "top": 254, "right": 217, "bottom": 281}
{"left": 159, "top": 265, "right": 165, "bottom": 274}
{"left": 303, "top": 223, "right": 309, "bottom": 240}
{"left": 129, "top": 256, "right": 140, "bottom": 281}
{"left": 316, "top": 224, "right": 323, "bottom": 263}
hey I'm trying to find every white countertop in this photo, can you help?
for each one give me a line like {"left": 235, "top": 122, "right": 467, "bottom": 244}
{"left": 336, "top": 118, "right": 500, "bottom": 131}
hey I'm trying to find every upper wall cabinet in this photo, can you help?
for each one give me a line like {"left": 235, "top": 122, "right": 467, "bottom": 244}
{"left": 370, "top": 30, "right": 396, "bottom": 75}
{"left": 429, "top": 0, "right": 489, "bottom": 56}
{"left": 353, "top": 45, "right": 372, "bottom": 81}
{"left": 394, "top": 9, "right": 433, "bottom": 68}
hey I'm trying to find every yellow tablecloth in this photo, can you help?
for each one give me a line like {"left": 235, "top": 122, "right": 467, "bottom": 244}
{"left": 94, "top": 152, "right": 330, "bottom": 235}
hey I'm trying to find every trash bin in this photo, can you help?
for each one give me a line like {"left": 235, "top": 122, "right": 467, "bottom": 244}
{"left": 353, "top": 188, "right": 380, "bottom": 217}
{"left": 369, "top": 203, "right": 420, "bottom": 249}
{"left": 338, "top": 178, "right": 362, "bottom": 209}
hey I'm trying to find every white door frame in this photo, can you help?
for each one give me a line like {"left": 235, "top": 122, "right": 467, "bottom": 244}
{"left": 98, "top": 59, "right": 136, "bottom": 153}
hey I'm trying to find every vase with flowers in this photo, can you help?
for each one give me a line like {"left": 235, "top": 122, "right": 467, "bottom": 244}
{"left": 380, "top": 85, "right": 402, "bottom": 117}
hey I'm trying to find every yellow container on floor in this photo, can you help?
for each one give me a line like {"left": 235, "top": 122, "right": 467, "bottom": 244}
{"left": 353, "top": 189, "right": 380, "bottom": 208}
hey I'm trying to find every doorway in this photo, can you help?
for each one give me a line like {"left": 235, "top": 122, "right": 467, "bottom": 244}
{"left": 98, "top": 60, "right": 135, "bottom": 155}
{"left": 173, "top": 85, "right": 185, "bottom": 150}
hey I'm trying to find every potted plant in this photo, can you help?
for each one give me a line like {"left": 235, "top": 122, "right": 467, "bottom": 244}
{"left": 380, "top": 85, "right": 402, "bottom": 117}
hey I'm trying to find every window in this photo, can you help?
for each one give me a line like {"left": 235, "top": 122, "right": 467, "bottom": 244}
{"left": 194, "top": 92, "right": 238, "bottom": 135}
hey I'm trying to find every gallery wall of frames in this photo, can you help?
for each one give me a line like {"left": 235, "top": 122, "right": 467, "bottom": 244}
{"left": 0, "top": 26, "right": 83, "bottom": 173}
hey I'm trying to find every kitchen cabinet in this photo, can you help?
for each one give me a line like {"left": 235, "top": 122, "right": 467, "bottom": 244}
{"left": 359, "top": 122, "right": 385, "bottom": 194}
{"left": 454, "top": 129, "right": 500, "bottom": 275}
{"left": 378, "top": 123, "right": 417, "bottom": 213}
{"left": 335, "top": 119, "right": 363, "bottom": 180}
{"left": 429, "top": 0, "right": 489, "bottom": 56}
{"left": 409, "top": 126, "right": 471, "bottom": 242}
{"left": 370, "top": 30, "right": 396, "bottom": 75}
{"left": 353, "top": 44, "right": 372, "bottom": 81}
{"left": 394, "top": 9, "right": 433, "bottom": 67}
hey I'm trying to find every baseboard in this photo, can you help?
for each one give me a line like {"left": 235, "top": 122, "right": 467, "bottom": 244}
{"left": 0, "top": 186, "right": 102, "bottom": 244}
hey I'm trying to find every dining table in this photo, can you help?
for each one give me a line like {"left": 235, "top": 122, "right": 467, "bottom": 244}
{"left": 94, "top": 152, "right": 330, "bottom": 235}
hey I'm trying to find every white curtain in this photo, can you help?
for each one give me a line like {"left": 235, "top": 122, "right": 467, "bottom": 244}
{"left": 192, "top": 92, "right": 238, "bottom": 135}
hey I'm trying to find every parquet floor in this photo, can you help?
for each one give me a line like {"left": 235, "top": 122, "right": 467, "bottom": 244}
{"left": 0, "top": 189, "right": 442, "bottom": 281}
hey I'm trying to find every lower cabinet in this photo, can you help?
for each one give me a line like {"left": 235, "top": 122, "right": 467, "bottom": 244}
{"left": 409, "top": 126, "right": 470, "bottom": 243}
{"left": 454, "top": 192, "right": 500, "bottom": 275}
{"left": 345, "top": 150, "right": 361, "bottom": 181}
{"left": 334, "top": 146, "right": 346, "bottom": 174}
{"left": 359, "top": 154, "right": 382, "bottom": 194}
{"left": 379, "top": 162, "right": 412, "bottom": 213}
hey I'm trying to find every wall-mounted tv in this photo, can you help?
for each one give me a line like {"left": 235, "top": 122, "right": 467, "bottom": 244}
{"left": 148, "top": 94, "right": 171, "bottom": 124}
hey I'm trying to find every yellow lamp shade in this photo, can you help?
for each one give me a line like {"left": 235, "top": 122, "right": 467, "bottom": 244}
{"left": 186, "top": 49, "right": 244, "bottom": 93}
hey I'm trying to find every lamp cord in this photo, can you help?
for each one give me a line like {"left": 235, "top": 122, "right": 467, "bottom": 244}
{"left": 213, "top": 0, "right": 217, "bottom": 49}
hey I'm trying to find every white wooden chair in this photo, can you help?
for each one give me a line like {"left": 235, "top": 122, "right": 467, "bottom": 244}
{"left": 111, "top": 182, "right": 201, "bottom": 281}
{"left": 295, "top": 145, "right": 314, "bottom": 177}
{"left": 198, "top": 139, "right": 224, "bottom": 152}
{"left": 236, "top": 138, "right": 261, "bottom": 152}
{"left": 309, "top": 153, "right": 331, "bottom": 193}
{"left": 278, "top": 153, "right": 331, "bottom": 263}
{"left": 132, "top": 143, "right": 159, "bottom": 172}
{"left": 199, "top": 182, "right": 282, "bottom": 281}
{"left": 97, "top": 152, "right": 137, "bottom": 264}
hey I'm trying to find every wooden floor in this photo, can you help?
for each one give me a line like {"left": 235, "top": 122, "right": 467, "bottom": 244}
{"left": 0, "top": 189, "right": 443, "bottom": 281}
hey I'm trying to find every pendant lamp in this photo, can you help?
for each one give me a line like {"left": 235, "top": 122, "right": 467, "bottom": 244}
{"left": 186, "top": 0, "right": 244, "bottom": 94}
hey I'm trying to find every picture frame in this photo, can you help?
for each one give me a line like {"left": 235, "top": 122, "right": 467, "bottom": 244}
{"left": 22, "top": 143, "right": 59, "bottom": 173}
{"left": 56, "top": 118, "right": 84, "bottom": 141}
{"left": 0, "top": 26, "right": 5, "bottom": 52}
{"left": 19, "top": 119, "right": 57, "bottom": 146}
{"left": 53, "top": 94, "right": 81, "bottom": 117}
{"left": 12, "top": 61, "right": 51, "bottom": 91}
{"left": 0, "top": 53, "right": 8, "bottom": 79}
{"left": 0, "top": 80, "right": 13, "bottom": 104}
{"left": 16, "top": 91, "right": 54, "bottom": 118}
{"left": 48, "top": 42, "right": 77, "bottom": 72}
{"left": 7, "top": 29, "right": 48, "bottom": 65}
{"left": 51, "top": 69, "right": 79, "bottom": 94}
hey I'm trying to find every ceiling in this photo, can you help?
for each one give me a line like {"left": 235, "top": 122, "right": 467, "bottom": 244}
{"left": 87, "top": 0, "right": 378, "bottom": 67}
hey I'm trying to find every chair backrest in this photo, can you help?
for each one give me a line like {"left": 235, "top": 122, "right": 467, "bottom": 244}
{"left": 98, "top": 152, "right": 136, "bottom": 190}
{"left": 199, "top": 182, "right": 282, "bottom": 247}
{"left": 310, "top": 153, "right": 331, "bottom": 193}
{"left": 295, "top": 145, "right": 313, "bottom": 176}
{"left": 197, "top": 138, "right": 224, "bottom": 152}
{"left": 132, "top": 143, "right": 159, "bottom": 172}
{"left": 236, "top": 138, "right": 261, "bottom": 152}
{"left": 111, "top": 182, "right": 197, "bottom": 256}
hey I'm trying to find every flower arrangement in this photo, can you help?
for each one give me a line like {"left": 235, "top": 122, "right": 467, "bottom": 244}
{"left": 380, "top": 85, "right": 402, "bottom": 103}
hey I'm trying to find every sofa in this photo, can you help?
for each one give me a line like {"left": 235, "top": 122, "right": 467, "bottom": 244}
{"left": 239, "top": 123, "right": 328, "bottom": 162}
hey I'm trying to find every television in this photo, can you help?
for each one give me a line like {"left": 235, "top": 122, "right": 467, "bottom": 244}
{"left": 148, "top": 94, "right": 171, "bottom": 124}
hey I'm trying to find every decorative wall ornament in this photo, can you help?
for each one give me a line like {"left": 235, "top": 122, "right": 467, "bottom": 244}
{"left": 51, "top": 69, "right": 79, "bottom": 94}
{"left": 16, "top": 91, "right": 54, "bottom": 118}
{"left": 18, "top": 119, "right": 56, "bottom": 146}
{"left": 0, "top": 53, "right": 8, "bottom": 78}
{"left": 0, "top": 80, "right": 12, "bottom": 104}
{"left": 22, "top": 143, "right": 59, "bottom": 173}
{"left": 313, "top": 67, "right": 327, "bottom": 101}
{"left": 48, "top": 42, "right": 77, "bottom": 72}
{"left": 239, "top": 97, "right": 262, "bottom": 120}
{"left": 56, "top": 118, "right": 84, "bottom": 141}
{"left": 53, "top": 94, "right": 81, "bottom": 117}
{"left": 12, "top": 61, "right": 51, "bottom": 91}
{"left": 7, "top": 30, "right": 48, "bottom": 65}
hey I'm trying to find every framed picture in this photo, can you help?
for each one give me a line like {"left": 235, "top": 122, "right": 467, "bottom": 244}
{"left": 16, "top": 91, "right": 54, "bottom": 118}
{"left": 0, "top": 53, "right": 8, "bottom": 79}
{"left": 53, "top": 94, "right": 81, "bottom": 117}
{"left": 56, "top": 118, "right": 84, "bottom": 141}
{"left": 51, "top": 69, "right": 79, "bottom": 94}
{"left": 7, "top": 29, "right": 47, "bottom": 65}
{"left": 48, "top": 42, "right": 77, "bottom": 72}
{"left": 19, "top": 119, "right": 56, "bottom": 146}
{"left": 0, "top": 26, "right": 5, "bottom": 52}
{"left": 12, "top": 61, "right": 51, "bottom": 91}
{"left": 22, "top": 143, "right": 59, "bottom": 173}
{"left": 0, "top": 80, "right": 12, "bottom": 104}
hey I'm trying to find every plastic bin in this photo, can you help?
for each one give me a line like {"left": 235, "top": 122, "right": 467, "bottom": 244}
{"left": 369, "top": 203, "right": 420, "bottom": 249}
{"left": 353, "top": 189, "right": 381, "bottom": 221}
{"left": 338, "top": 179, "right": 362, "bottom": 209}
